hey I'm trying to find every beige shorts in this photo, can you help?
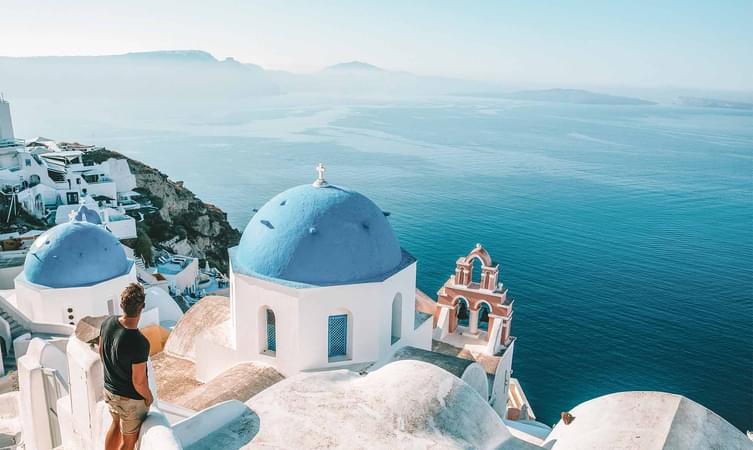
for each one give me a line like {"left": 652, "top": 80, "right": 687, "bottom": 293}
{"left": 103, "top": 390, "right": 148, "bottom": 435}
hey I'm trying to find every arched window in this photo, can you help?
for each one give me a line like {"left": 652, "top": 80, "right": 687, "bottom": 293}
{"left": 471, "top": 257, "right": 483, "bottom": 285}
{"left": 478, "top": 302, "right": 492, "bottom": 331}
{"left": 328, "top": 313, "right": 348, "bottom": 360}
{"left": 457, "top": 298, "right": 470, "bottom": 327}
{"left": 265, "top": 308, "right": 276, "bottom": 354}
{"left": 391, "top": 293, "right": 402, "bottom": 345}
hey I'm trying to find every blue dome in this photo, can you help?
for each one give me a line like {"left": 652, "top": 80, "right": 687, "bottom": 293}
{"left": 234, "top": 184, "right": 403, "bottom": 285}
{"left": 74, "top": 205, "right": 102, "bottom": 224}
{"left": 24, "top": 221, "right": 132, "bottom": 288}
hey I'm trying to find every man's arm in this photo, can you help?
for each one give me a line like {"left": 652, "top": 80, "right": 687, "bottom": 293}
{"left": 132, "top": 362, "right": 153, "bottom": 407}
{"left": 98, "top": 336, "right": 103, "bottom": 359}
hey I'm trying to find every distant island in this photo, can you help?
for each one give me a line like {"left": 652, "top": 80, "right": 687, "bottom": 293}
{"left": 676, "top": 96, "right": 753, "bottom": 110}
{"left": 323, "top": 61, "right": 384, "bottom": 72}
{"left": 457, "top": 88, "right": 656, "bottom": 105}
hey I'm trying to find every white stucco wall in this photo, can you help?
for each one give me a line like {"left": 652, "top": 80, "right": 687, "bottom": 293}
{"left": 225, "top": 261, "right": 423, "bottom": 377}
{"left": 105, "top": 158, "right": 137, "bottom": 193}
{"left": 14, "top": 267, "right": 137, "bottom": 325}
{"left": 17, "top": 338, "right": 70, "bottom": 450}
{"left": 144, "top": 287, "right": 183, "bottom": 326}
{"left": 492, "top": 338, "right": 515, "bottom": 418}
{"left": 461, "top": 362, "right": 491, "bottom": 402}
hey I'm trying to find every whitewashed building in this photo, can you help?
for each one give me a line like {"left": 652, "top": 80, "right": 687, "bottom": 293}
{"left": 193, "top": 166, "right": 432, "bottom": 377}
{"left": 0, "top": 100, "right": 137, "bottom": 221}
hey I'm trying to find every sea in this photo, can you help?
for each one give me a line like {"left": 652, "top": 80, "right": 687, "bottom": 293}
{"left": 14, "top": 95, "right": 753, "bottom": 430}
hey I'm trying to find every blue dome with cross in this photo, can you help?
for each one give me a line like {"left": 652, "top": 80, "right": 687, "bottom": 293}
{"left": 233, "top": 170, "right": 404, "bottom": 286}
{"left": 23, "top": 221, "right": 132, "bottom": 288}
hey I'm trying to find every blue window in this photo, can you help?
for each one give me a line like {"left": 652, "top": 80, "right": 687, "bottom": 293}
{"left": 266, "top": 309, "right": 276, "bottom": 353}
{"left": 328, "top": 314, "right": 348, "bottom": 358}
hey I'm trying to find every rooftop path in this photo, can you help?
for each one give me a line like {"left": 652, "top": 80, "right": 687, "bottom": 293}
{"left": 152, "top": 352, "right": 283, "bottom": 411}
{"left": 431, "top": 339, "right": 504, "bottom": 375}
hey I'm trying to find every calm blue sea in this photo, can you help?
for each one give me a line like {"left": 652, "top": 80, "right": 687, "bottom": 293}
{"left": 17, "top": 96, "right": 753, "bottom": 430}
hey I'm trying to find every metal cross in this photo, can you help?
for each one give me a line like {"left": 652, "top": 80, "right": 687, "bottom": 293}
{"left": 313, "top": 162, "right": 328, "bottom": 187}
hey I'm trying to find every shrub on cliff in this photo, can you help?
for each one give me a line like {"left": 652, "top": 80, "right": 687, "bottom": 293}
{"left": 134, "top": 229, "right": 154, "bottom": 265}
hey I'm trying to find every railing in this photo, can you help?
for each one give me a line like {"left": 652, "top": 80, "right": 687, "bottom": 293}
{"left": 0, "top": 139, "right": 24, "bottom": 149}
{"left": 0, "top": 294, "right": 73, "bottom": 338}
{"left": 0, "top": 294, "right": 31, "bottom": 332}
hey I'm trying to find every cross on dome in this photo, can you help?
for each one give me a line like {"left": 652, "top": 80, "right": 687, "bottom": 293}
{"left": 313, "top": 162, "right": 329, "bottom": 188}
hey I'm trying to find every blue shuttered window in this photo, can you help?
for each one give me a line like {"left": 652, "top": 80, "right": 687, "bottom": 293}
{"left": 328, "top": 314, "right": 348, "bottom": 358}
{"left": 266, "top": 309, "right": 276, "bottom": 353}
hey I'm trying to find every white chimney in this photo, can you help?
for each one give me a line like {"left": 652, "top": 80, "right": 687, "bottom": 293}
{"left": 0, "top": 97, "right": 15, "bottom": 141}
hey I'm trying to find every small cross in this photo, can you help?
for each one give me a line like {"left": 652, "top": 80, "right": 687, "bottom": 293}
{"left": 313, "top": 162, "right": 329, "bottom": 187}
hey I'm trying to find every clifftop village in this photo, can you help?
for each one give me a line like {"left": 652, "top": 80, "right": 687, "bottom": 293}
{"left": 0, "top": 97, "right": 749, "bottom": 449}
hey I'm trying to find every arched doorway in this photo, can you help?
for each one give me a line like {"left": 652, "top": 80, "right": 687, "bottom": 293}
{"left": 470, "top": 257, "right": 483, "bottom": 285}
{"left": 456, "top": 298, "right": 470, "bottom": 328}
{"left": 477, "top": 302, "right": 492, "bottom": 331}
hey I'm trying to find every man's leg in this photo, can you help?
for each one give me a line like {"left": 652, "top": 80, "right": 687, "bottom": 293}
{"left": 104, "top": 412, "right": 122, "bottom": 450}
{"left": 120, "top": 429, "right": 141, "bottom": 450}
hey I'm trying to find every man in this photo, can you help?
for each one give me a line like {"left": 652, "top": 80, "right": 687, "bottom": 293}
{"left": 99, "top": 283, "right": 153, "bottom": 450}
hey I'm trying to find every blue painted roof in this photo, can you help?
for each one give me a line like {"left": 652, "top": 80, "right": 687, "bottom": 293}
{"left": 23, "top": 221, "right": 132, "bottom": 288}
{"left": 233, "top": 184, "right": 405, "bottom": 286}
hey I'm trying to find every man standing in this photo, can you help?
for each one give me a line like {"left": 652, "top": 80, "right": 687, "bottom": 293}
{"left": 99, "top": 283, "right": 153, "bottom": 450}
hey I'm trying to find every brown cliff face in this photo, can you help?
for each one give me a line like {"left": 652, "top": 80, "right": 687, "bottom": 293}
{"left": 84, "top": 149, "right": 241, "bottom": 273}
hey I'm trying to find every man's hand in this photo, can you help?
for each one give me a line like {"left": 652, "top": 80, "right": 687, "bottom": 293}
{"left": 144, "top": 393, "right": 154, "bottom": 408}
{"left": 132, "top": 362, "right": 153, "bottom": 409}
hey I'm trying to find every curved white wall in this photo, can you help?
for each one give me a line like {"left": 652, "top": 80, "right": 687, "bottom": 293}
{"left": 145, "top": 287, "right": 183, "bottom": 326}
{"left": 461, "top": 362, "right": 490, "bottom": 402}
{"left": 14, "top": 268, "right": 137, "bottom": 325}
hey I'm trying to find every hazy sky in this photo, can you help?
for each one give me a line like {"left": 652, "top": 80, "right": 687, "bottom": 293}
{"left": 2, "top": 0, "right": 752, "bottom": 90}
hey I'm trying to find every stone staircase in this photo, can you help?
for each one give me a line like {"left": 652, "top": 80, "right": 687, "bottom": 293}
{"left": 135, "top": 257, "right": 162, "bottom": 286}
{"left": 0, "top": 304, "right": 30, "bottom": 372}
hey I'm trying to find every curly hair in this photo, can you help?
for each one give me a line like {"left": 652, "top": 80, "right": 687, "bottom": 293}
{"left": 120, "top": 283, "right": 145, "bottom": 317}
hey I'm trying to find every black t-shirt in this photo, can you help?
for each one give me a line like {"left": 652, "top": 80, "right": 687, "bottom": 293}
{"left": 100, "top": 316, "right": 150, "bottom": 400}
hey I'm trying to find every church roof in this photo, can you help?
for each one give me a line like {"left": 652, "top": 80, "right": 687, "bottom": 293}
{"left": 23, "top": 221, "right": 132, "bottom": 288}
{"left": 543, "top": 391, "right": 751, "bottom": 449}
{"left": 232, "top": 183, "right": 407, "bottom": 286}
{"left": 245, "top": 360, "right": 537, "bottom": 449}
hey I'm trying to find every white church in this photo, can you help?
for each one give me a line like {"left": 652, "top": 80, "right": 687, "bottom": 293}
{"left": 0, "top": 164, "right": 750, "bottom": 450}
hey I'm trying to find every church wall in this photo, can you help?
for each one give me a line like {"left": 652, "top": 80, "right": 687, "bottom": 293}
{"left": 297, "top": 263, "right": 417, "bottom": 372}
{"left": 14, "top": 268, "right": 136, "bottom": 324}
{"left": 227, "top": 263, "right": 420, "bottom": 376}
{"left": 230, "top": 270, "right": 301, "bottom": 377}
{"left": 401, "top": 315, "right": 433, "bottom": 351}
{"left": 491, "top": 339, "right": 515, "bottom": 418}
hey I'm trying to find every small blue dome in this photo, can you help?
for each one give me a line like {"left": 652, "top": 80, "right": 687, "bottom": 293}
{"left": 24, "top": 221, "right": 132, "bottom": 288}
{"left": 74, "top": 205, "right": 102, "bottom": 224}
{"left": 234, "top": 184, "right": 403, "bottom": 285}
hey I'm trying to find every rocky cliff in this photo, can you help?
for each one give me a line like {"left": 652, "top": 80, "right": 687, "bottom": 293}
{"left": 83, "top": 149, "right": 241, "bottom": 272}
